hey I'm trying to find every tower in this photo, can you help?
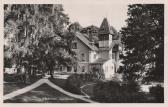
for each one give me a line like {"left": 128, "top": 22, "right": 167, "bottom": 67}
{"left": 98, "top": 18, "right": 113, "bottom": 60}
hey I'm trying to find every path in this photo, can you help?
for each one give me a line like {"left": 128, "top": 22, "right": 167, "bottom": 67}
{"left": 80, "top": 83, "right": 97, "bottom": 98}
{"left": 4, "top": 78, "right": 97, "bottom": 103}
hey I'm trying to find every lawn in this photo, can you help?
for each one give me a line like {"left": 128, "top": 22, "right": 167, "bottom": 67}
{"left": 48, "top": 78, "right": 67, "bottom": 88}
{"left": 4, "top": 83, "right": 28, "bottom": 95}
{"left": 81, "top": 83, "right": 96, "bottom": 98}
{"left": 4, "top": 84, "right": 87, "bottom": 103}
{"left": 4, "top": 75, "right": 42, "bottom": 95}
{"left": 49, "top": 77, "right": 97, "bottom": 96}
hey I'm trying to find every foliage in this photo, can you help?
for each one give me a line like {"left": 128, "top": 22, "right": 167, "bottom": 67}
{"left": 88, "top": 67, "right": 105, "bottom": 80}
{"left": 149, "top": 85, "right": 164, "bottom": 102}
{"left": 120, "top": 4, "right": 164, "bottom": 82}
{"left": 4, "top": 4, "right": 76, "bottom": 80}
{"left": 64, "top": 74, "right": 82, "bottom": 94}
{"left": 122, "top": 80, "right": 140, "bottom": 92}
{"left": 4, "top": 73, "right": 22, "bottom": 82}
{"left": 68, "top": 22, "right": 83, "bottom": 32}
{"left": 111, "top": 73, "right": 123, "bottom": 82}
{"left": 92, "top": 80, "right": 152, "bottom": 103}
{"left": 64, "top": 73, "right": 103, "bottom": 95}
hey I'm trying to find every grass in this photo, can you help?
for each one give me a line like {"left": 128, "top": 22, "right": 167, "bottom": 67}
{"left": 92, "top": 81, "right": 161, "bottom": 103}
{"left": 4, "top": 84, "right": 87, "bottom": 103}
{"left": 48, "top": 78, "right": 67, "bottom": 88}
{"left": 4, "top": 75, "right": 42, "bottom": 95}
{"left": 4, "top": 83, "right": 28, "bottom": 95}
{"left": 49, "top": 77, "right": 84, "bottom": 95}
{"left": 81, "top": 83, "right": 96, "bottom": 98}
{"left": 49, "top": 77, "right": 97, "bottom": 96}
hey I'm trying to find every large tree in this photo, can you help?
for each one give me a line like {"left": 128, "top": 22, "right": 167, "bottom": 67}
{"left": 120, "top": 4, "right": 164, "bottom": 82}
{"left": 4, "top": 4, "right": 76, "bottom": 80}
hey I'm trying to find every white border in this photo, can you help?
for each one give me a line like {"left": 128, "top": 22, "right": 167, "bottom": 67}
{"left": 0, "top": 0, "right": 168, "bottom": 107}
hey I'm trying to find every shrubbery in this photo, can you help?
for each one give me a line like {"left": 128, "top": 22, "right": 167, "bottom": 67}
{"left": 92, "top": 80, "right": 149, "bottom": 103}
{"left": 4, "top": 73, "right": 21, "bottom": 82}
{"left": 89, "top": 67, "right": 105, "bottom": 80}
{"left": 149, "top": 85, "right": 164, "bottom": 103}
{"left": 64, "top": 71, "right": 104, "bottom": 95}
{"left": 64, "top": 74, "right": 82, "bottom": 94}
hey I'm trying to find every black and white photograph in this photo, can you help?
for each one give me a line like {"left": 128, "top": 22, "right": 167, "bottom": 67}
{"left": 3, "top": 1, "right": 164, "bottom": 103}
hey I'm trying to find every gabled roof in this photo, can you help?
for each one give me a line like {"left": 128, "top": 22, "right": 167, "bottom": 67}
{"left": 110, "top": 26, "right": 118, "bottom": 35}
{"left": 75, "top": 32, "right": 98, "bottom": 51}
{"left": 99, "top": 18, "right": 114, "bottom": 34}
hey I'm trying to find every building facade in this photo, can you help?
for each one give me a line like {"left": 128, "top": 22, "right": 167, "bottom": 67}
{"left": 60, "top": 18, "right": 122, "bottom": 79}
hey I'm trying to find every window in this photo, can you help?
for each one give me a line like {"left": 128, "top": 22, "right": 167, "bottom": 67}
{"left": 67, "top": 67, "right": 71, "bottom": 72}
{"left": 94, "top": 54, "right": 96, "bottom": 59}
{"left": 81, "top": 53, "right": 85, "bottom": 61}
{"left": 72, "top": 42, "right": 77, "bottom": 49}
{"left": 82, "top": 66, "right": 85, "bottom": 72}
{"left": 74, "top": 67, "right": 77, "bottom": 72}
{"left": 98, "top": 34, "right": 109, "bottom": 42}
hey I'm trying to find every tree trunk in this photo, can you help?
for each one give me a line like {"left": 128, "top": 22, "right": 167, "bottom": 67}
{"left": 50, "top": 69, "right": 54, "bottom": 78}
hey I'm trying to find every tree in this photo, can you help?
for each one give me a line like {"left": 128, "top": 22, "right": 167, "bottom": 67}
{"left": 4, "top": 4, "right": 76, "bottom": 81}
{"left": 120, "top": 4, "right": 164, "bottom": 82}
{"left": 68, "top": 22, "right": 83, "bottom": 32}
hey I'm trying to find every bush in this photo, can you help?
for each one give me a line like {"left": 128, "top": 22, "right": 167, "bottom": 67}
{"left": 149, "top": 85, "right": 164, "bottom": 103}
{"left": 122, "top": 80, "right": 140, "bottom": 93}
{"left": 111, "top": 73, "right": 123, "bottom": 82}
{"left": 64, "top": 74, "right": 83, "bottom": 94}
{"left": 64, "top": 73, "right": 102, "bottom": 95}
{"left": 93, "top": 80, "right": 148, "bottom": 103}
{"left": 4, "top": 73, "right": 21, "bottom": 82}
{"left": 89, "top": 67, "right": 105, "bottom": 80}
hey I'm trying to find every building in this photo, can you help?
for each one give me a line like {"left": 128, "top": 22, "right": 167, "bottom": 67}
{"left": 80, "top": 25, "right": 99, "bottom": 46}
{"left": 62, "top": 18, "right": 122, "bottom": 79}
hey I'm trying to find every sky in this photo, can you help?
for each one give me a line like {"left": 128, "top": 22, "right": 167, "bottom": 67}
{"left": 63, "top": 3, "right": 129, "bottom": 31}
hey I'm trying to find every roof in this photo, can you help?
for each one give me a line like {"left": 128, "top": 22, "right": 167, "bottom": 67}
{"left": 75, "top": 32, "right": 98, "bottom": 51}
{"left": 91, "top": 58, "right": 117, "bottom": 64}
{"left": 91, "top": 58, "right": 108, "bottom": 64}
{"left": 85, "top": 25, "right": 99, "bottom": 30}
{"left": 98, "top": 47, "right": 111, "bottom": 51}
{"left": 110, "top": 40, "right": 122, "bottom": 49}
{"left": 98, "top": 18, "right": 117, "bottom": 35}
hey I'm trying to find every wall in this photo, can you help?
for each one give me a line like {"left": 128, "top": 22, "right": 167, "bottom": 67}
{"left": 98, "top": 50, "right": 110, "bottom": 60}
{"left": 99, "top": 34, "right": 112, "bottom": 48}
{"left": 75, "top": 38, "right": 90, "bottom": 62}
{"left": 72, "top": 37, "right": 91, "bottom": 73}
{"left": 89, "top": 50, "right": 97, "bottom": 63}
